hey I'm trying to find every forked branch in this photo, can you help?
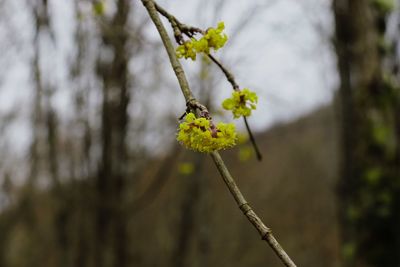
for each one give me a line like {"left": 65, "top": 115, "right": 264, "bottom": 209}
{"left": 154, "top": 3, "right": 263, "bottom": 161}
{"left": 139, "top": 0, "right": 296, "bottom": 266}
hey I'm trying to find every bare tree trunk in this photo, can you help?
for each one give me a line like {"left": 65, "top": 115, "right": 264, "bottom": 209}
{"left": 333, "top": 1, "right": 400, "bottom": 266}
{"left": 95, "top": 1, "right": 131, "bottom": 266}
{"left": 17, "top": 1, "right": 53, "bottom": 266}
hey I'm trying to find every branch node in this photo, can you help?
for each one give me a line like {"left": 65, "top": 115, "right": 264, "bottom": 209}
{"left": 186, "top": 97, "right": 197, "bottom": 106}
{"left": 186, "top": 99, "right": 211, "bottom": 119}
{"left": 239, "top": 202, "right": 252, "bottom": 215}
{"left": 262, "top": 228, "right": 272, "bottom": 240}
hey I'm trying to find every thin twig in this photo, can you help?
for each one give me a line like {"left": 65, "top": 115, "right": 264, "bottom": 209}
{"left": 140, "top": 1, "right": 296, "bottom": 266}
{"left": 208, "top": 54, "right": 239, "bottom": 90}
{"left": 208, "top": 54, "right": 263, "bottom": 160}
{"left": 243, "top": 116, "right": 263, "bottom": 161}
{"left": 153, "top": 1, "right": 177, "bottom": 23}
{"left": 208, "top": 54, "right": 263, "bottom": 161}
{"left": 154, "top": 2, "right": 203, "bottom": 43}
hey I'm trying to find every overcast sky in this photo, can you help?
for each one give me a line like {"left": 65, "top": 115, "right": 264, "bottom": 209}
{"left": 149, "top": 0, "right": 337, "bottom": 129}
{"left": 0, "top": 0, "right": 337, "bottom": 159}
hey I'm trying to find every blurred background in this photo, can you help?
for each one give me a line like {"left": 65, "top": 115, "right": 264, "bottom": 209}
{"left": 0, "top": 0, "right": 399, "bottom": 266}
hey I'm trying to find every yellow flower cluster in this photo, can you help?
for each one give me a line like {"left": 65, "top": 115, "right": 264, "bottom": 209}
{"left": 177, "top": 113, "right": 237, "bottom": 152}
{"left": 222, "top": 88, "right": 258, "bottom": 118}
{"left": 176, "top": 22, "right": 228, "bottom": 60}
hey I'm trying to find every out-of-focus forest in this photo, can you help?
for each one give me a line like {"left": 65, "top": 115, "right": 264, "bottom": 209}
{"left": 0, "top": 0, "right": 399, "bottom": 266}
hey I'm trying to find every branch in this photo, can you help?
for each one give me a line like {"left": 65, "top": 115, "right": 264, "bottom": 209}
{"left": 210, "top": 151, "right": 295, "bottom": 266}
{"left": 154, "top": 2, "right": 203, "bottom": 43}
{"left": 243, "top": 116, "right": 263, "bottom": 160}
{"left": 140, "top": 0, "right": 296, "bottom": 266}
{"left": 154, "top": 4, "right": 263, "bottom": 161}
{"left": 208, "top": 54, "right": 262, "bottom": 160}
{"left": 207, "top": 54, "right": 239, "bottom": 90}
{"left": 141, "top": 0, "right": 194, "bottom": 102}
